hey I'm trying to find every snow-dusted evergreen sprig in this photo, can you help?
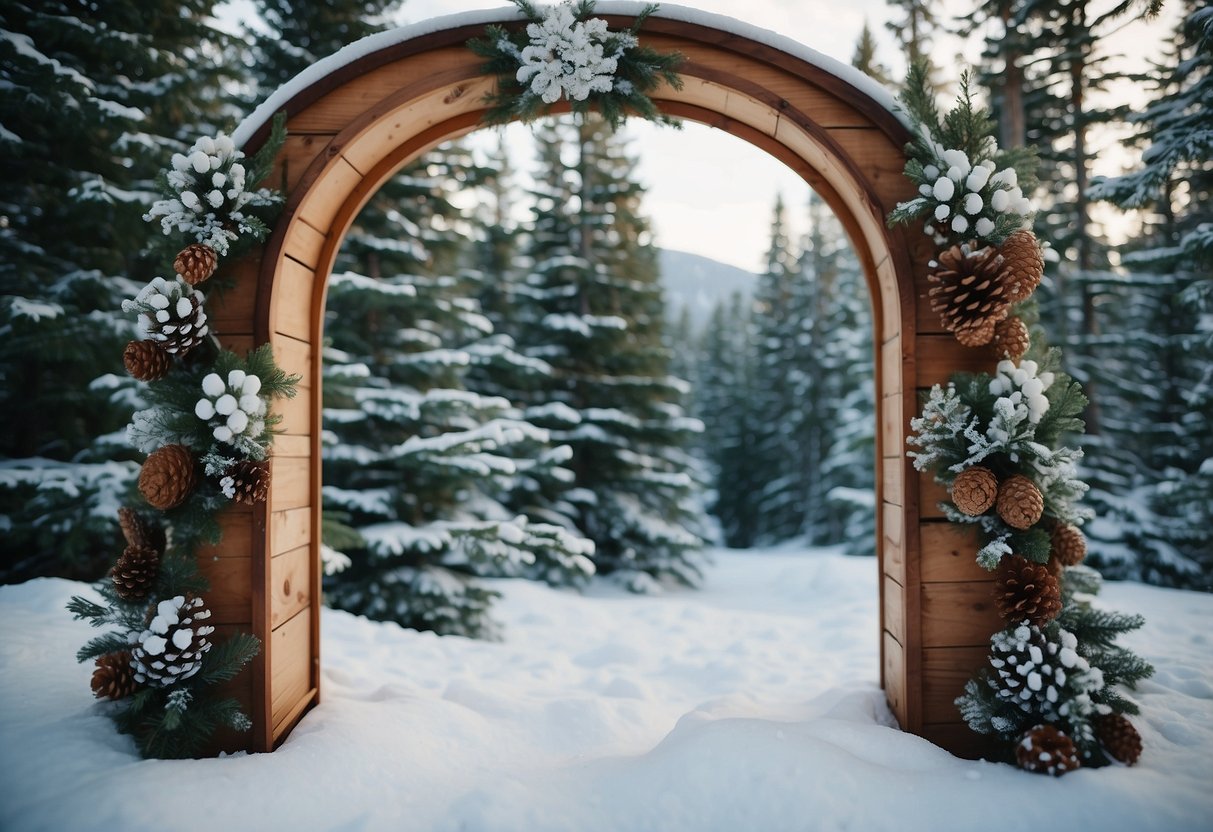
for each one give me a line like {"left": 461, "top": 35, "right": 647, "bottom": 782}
{"left": 887, "top": 65, "right": 1038, "bottom": 247}
{"left": 468, "top": 0, "right": 683, "bottom": 128}
{"left": 144, "top": 114, "right": 286, "bottom": 256}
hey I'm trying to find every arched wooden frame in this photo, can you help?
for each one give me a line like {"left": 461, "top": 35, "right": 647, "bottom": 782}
{"left": 204, "top": 10, "right": 1002, "bottom": 758}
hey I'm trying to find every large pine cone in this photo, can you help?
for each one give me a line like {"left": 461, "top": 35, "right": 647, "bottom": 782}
{"left": 139, "top": 444, "right": 198, "bottom": 511}
{"left": 91, "top": 652, "right": 137, "bottom": 700}
{"left": 173, "top": 243, "right": 218, "bottom": 285}
{"left": 991, "top": 316, "right": 1030, "bottom": 360}
{"left": 1016, "top": 724, "right": 1081, "bottom": 776}
{"left": 1051, "top": 523, "right": 1087, "bottom": 567}
{"left": 131, "top": 595, "right": 215, "bottom": 687}
{"left": 928, "top": 243, "right": 1013, "bottom": 347}
{"left": 110, "top": 544, "right": 161, "bottom": 602}
{"left": 123, "top": 340, "right": 172, "bottom": 382}
{"left": 951, "top": 466, "right": 998, "bottom": 515}
{"left": 995, "top": 555, "right": 1061, "bottom": 626}
{"left": 998, "top": 229, "right": 1045, "bottom": 303}
{"left": 221, "top": 459, "right": 271, "bottom": 505}
{"left": 1095, "top": 713, "right": 1142, "bottom": 765}
{"left": 137, "top": 277, "right": 209, "bottom": 356}
{"left": 997, "top": 475, "right": 1044, "bottom": 530}
{"left": 118, "top": 507, "right": 166, "bottom": 552}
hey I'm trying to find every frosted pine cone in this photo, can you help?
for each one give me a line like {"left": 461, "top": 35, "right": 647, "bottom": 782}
{"left": 122, "top": 276, "right": 209, "bottom": 357}
{"left": 995, "top": 555, "right": 1062, "bottom": 627}
{"left": 928, "top": 243, "right": 1013, "bottom": 347}
{"left": 996, "top": 475, "right": 1044, "bottom": 530}
{"left": 951, "top": 466, "right": 998, "bottom": 515}
{"left": 1051, "top": 523, "right": 1087, "bottom": 567}
{"left": 123, "top": 339, "right": 173, "bottom": 382}
{"left": 138, "top": 444, "right": 198, "bottom": 511}
{"left": 110, "top": 544, "right": 161, "bottom": 602}
{"left": 221, "top": 459, "right": 270, "bottom": 505}
{"left": 1017, "top": 724, "right": 1081, "bottom": 776}
{"left": 1095, "top": 714, "right": 1142, "bottom": 765}
{"left": 118, "top": 507, "right": 166, "bottom": 552}
{"left": 91, "top": 652, "right": 138, "bottom": 700}
{"left": 130, "top": 596, "right": 215, "bottom": 687}
{"left": 991, "top": 316, "right": 1030, "bottom": 360}
{"left": 998, "top": 229, "right": 1045, "bottom": 303}
{"left": 987, "top": 622, "right": 1103, "bottom": 725}
{"left": 173, "top": 243, "right": 218, "bottom": 285}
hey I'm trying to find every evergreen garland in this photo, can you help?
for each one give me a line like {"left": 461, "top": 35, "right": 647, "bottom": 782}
{"left": 468, "top": 0, "right": 683, "bottom": 128}
{"left": 67, "top": 117, "right": 297, "bottom": 759}
{"left": 896, "top": 70, "right": 1153, "bottom": 774}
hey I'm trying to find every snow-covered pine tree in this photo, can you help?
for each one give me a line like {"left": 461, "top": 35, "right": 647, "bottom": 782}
{"left": 0, "top": 1, "right": 239, "bottom": 581}
{"left": 852, "top": 20, "right": 894, "bottom": 87}
{"left": 517, "top": 115, "right": 706, "bottom": 590}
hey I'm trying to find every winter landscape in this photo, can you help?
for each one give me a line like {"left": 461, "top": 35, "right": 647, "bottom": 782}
{"left": 2, "top": 0, "right": 1211, "bottom": 830}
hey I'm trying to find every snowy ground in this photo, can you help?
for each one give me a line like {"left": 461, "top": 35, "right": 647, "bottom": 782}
{"left": 1, "top": 547, "right": 1211, "bottom": 832}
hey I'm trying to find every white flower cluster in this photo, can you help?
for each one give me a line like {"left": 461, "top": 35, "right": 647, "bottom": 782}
{"left": 130, "top": 595, "right": 215, "bottom": 687}
{"left": 516, "top": 1, "right": 634, "bottom": 104}
{"left": 195, "top": 369, "right": 267, "bottom": 447}
{"left": 144, "top": 132, "right": 273, "bottom": 255}
{"left": 989, "top": 358, "right": 1054, "bottom": 427}
{"left": 122, "top": 276, "right": 208, "bottom": 349}
{"left": 917, "top": 145, "right": 1033, "bottom": 240}
{"left": 989, "top": 622, "right": 1105, "bottom": 725}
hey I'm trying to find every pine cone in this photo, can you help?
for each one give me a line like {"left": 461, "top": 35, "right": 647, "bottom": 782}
{"left": 998, "top": 229, "right": 1045, "bottom": 303}
{"left": 222, "top": 459, "right": 271, "bottom": 505}
{"left": 995, "top": 555, "right": 1061, "bottom": 626}
{"left": 173, "top": 243, "right": 218, "bottom": 285}
{"left": 118, "top": 507, "right": 166, "bottom": 552}
{"left": 996, "top": 475, "right": 1044, "bottom": 530}
{"left": 134, "top": 277, "right": 209, "bottom": 357}
{"left": 110, "top": 544, "right": 161, "bottom": 601}
{"left": 1051, "top": 523, "right": 1087, "bottom": 567}
{"left": 992, "top": 316, "right": 1030, "bottom": 360}
{"left": 1095, "top": 713, "right": 1142, "bottom": 765}
{"left": 1016, "top": 724, "right": 1081, "bottom": 776}
{"left": 928, "top": 243, "right": 1013, "bottom": 347}
{"left": 123, "top": 340, "right": 172, "bottom": 382}
{"left": 951, "top": 466, "right": 998, "bottom": 515}
{"left": 91, "top": 652, "right": 137, "bottom": 700}
{"left": 139, "top": 444, "right": 198, "bottom": 511}
{"left": 131, "top": 595, "right": 215, "bottom": 687}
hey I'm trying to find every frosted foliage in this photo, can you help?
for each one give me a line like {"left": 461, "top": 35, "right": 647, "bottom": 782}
{"left": 906, "top": 384, "right": 974, "bottom": 473}
{"left": 143, "top": 131, "right": 278, "bottom": 255}
{"left": 516, "top": 2, "right": 635, "bottom": 103}
{"left": 129, "top": 596, "right": 215, "bottom": 687}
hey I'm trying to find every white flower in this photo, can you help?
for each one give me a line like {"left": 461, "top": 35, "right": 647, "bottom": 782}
{"left": 965, "top": 166, "right": 992, "bottom": 192}
{"left": 935, "top": 203, "right": 950, "bottom": 221}
{"left": 189, "top": 151, "right": 210, "bottom": 173}
{"left": 215, "top": 394, "right": 237, "bottom": 416}
{"left": 964, "top": 193, "right": 983, "bottom": 215}
{"left": 923, "top": 164, "right": 940, "bottom": 180}
{"left": 941, "top": 148, "right": 970, "bottom": 171}
{"left": 919, "top": 184, "right": 932, "bottom": 196}
{"left": 195, "top": 399, "right": 215, "bottom": 420}
{"left": 951, "top": 215, "right": 969, "bottom": 233}
{"left": 515, "top": 2, "right": 623, "bottom": 105}
{"left": 202, "top": 373, "right": 225, "bottom": 397}
{"left": 241, "top": 375, "right": 261, "bottom": 396}
{"left": 990, "top": 189, "right": 1010, "bottom": 212}
{"left": 213, "top": 425, "right": 233, "bottom": 443}
{"left": 932, "top": 177, "right": 955, "bottom": 201}
{"left": 975, "top": 217, "right": 995, "bottom": 237}
{"left": 228, "top": 369, "right": 247, "bottom": 390}
{"left": 227, "top": 410, "right": 249, "bottom": 434}
{"left": 239, "top": 394, "right": 263, "bottom": 415}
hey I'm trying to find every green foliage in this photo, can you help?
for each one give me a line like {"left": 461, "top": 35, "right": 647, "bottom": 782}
{"left": 467, "top": 0, "right": 683, "bottom": 128}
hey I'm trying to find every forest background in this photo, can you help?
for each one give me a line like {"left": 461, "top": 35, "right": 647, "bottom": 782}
{"left": 1, "top": 0, "right": 1208, "bottom": 639}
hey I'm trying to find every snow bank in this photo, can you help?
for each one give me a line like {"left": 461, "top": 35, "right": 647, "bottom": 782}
{"left": 1, "top": 549, "right": 1211, "bottom": 831}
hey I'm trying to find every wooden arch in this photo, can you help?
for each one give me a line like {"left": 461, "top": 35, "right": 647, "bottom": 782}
{"left": 205, "top": 8, "right": 1001, "bottom": 757}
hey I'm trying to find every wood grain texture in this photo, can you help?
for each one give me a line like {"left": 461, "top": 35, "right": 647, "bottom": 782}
{"left": 919, "top": 472, "right": 949, "bottom": 520}
{"left": 270, "top": 544, "right": 311, "bottom": 630}
{"left": 920, "top": 522, "right": 989, "bottom": 583}
{"left": 916, "top": 334, "right": 999, "bottom": 388}
{"left": 270, "top": 605, "right": 313, "bottom": 732}
{"left": 921, "top": 581, "right": 1002, "bottom": 648}
{"left": 922, "top": 646, "right": 989, "bottom": 724}
{"left": 883, "top": 630, "right": 907, "bottom": 727}
{"left": 882, "top": 502, "right": 905, "bottom": 584}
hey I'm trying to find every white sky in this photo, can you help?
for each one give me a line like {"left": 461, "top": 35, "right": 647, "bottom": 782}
{"left": 220, "top": 0, "right": 1177, "bottom": 272}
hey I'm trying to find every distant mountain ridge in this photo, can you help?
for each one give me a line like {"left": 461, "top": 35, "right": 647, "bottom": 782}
{"left": 658, "top": 249, "right": 755, "bottom": 327}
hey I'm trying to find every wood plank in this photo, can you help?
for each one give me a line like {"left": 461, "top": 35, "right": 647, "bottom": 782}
{"left": 882, "top": 457, "right": 903, "bottom": 507}
{"left": 875, "top": 254, "right": 902, "bottom": 345}
{"left": 270, "top": 456, "right": 310, "bottom": 513}
{"left": 299, "top": 155, "right": 364, "bottom": 233}
{"left": 921, "top": 581, "right": 1001, "bottom": 648}
{"left": 920, "top": 522, "right": 989, "bottom": 583}
{"left": 827, "top": 127, "right": 914, "bottom": 214}
{"left": 919, "top": 471, "right": 949, "bottom": 519}
{"left": 883, "top": 630, "right": 907, "bottom": 728}
{"left": 277, "top": 134, "right": 336, "bottom": 193}
{"left": 270, "top": 545, "right": 312, "bottom": 631}
{"left": 271, "top": 334, "right": 312, "bottom": 391}
{"left": 916, "top": 334, "right": 999, "bottom": 388}
{"left": 920, "top": 723, "right": 1001, "bottom": 760}
{"left": 883, "top": 573, "right": 905, "bottom": 646}
{"left": 273, "top": 434, "right": 310, "bottom": 458}
{"left": 206, "top": 252, "right": 259, "bottom": 336}
{"left": 282, "top": 220, "right": 326, "bottom": 271}
{"left": 218, "top": 333, "right": 254, "bottom": 357}
{"left": 270, "top": 605, "right": 313, "bottom": 730}
{"left": 880, "top": 335, "right": 903, "bottom": 400}
{"left": 197, "top": 555, "right": 251, "bottom": 625}
{"left": 880, "top": 392, "right": 903, "bottom": 459}
{"left": 923, "top": 646, "right": 989, "bottom": 724}
{"left": 269, "top": 257, "right": 315, "bottom": 343}
{"left": 275, "top": 386, "right": 311, "bottom": 436}
{"left": 271, "top": 506, "right": 312, "bottom": 558}
{"left": 199, "top": 507, "right": 254, "bottom": 560}
{"left": 882, "top": 502, "right": 904, "bottom": 584}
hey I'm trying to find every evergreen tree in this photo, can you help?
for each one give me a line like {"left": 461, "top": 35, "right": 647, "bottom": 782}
{"left": 852, "top": 20, "right": 895, "bottom": 87}
{"left": 884, "top": 0, "right": 942, "bottom": 88}
{"left": 0, "top": 1, "right": 239, "bottom": 581}
{"left": 518, "top": 116, "right": 706, "bottom": 589}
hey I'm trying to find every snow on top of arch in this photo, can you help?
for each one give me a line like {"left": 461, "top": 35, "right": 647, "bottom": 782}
{"left": 233, "top": 1, "right": 904, "bottom": 149}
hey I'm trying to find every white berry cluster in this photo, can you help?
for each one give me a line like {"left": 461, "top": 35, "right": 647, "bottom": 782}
{"left": 989, "top": 358, "right": 1054, "bottom": 425}
{"left": 195, "top": 369, "right": 267, "bottom": 448}
{"left": 915, "top": 145, "right": 1033, "bottom": 243}
{"left": 988, "top": 622, "right": 1104, "bottom": 725}
{"left": 122, "top": 276, "right": 209, "bottom": 352}
{"left": 144, "top": 132, "right": 275, "bottom": 255}
{"left": 130, "top": 595, "right": 215, "bottom": 687}
{"left": 516, "top": 1, "right": 633, "bottom": 104}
